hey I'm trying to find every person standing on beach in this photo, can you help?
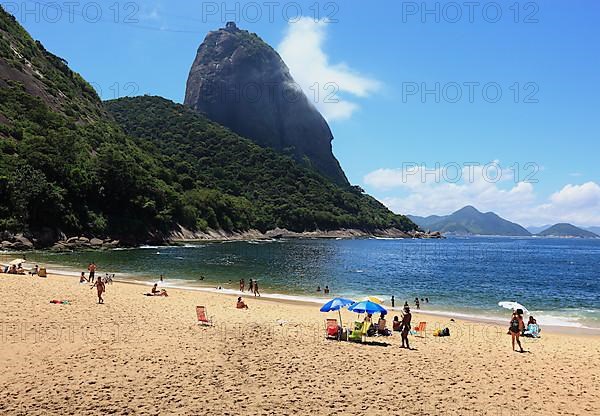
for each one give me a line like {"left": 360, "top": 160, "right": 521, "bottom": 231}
{"left": 240, "top": 278, "right": 245, "bottom": 292}
{"left": 248, "top": 279, "right": 253, "bottom": 293}
{"left": 509, "top": 310, "right": 525, "bottom": 352}
{"left": 415, "top": 298, "right": 420, "bottom": 309}
{"left": 88, "top": 262, "right": 97, "bottom": 283}
{"left": 391, "top": 296, "right": 395, "bottom": 308}
{"left": 400, "top": 306, "right": 412, "bottom": 349}
{"left": 91, "top": 277, "right": 105, "bottom": 304}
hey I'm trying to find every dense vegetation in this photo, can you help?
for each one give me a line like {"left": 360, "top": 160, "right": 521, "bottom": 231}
{"left": 0, "top": 6, "right": 416, "bottom": 244}
{"left": 106, "top": 96, "right": 417, "bottom": 234}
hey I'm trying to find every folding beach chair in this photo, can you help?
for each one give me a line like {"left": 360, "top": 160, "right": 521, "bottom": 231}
{"left": 413, "top": 322, "right": 427, "bottom": 337}
{"left": 325, "top": 319, "right": 340, "bottom": 340}
{"left": 348, "top": 321, "right": 365, "bottom": 343}
{"left": 196, "top": 306, "right": 213, "bottom": 326}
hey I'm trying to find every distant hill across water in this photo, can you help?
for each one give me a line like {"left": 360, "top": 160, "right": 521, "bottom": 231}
{"left": 585, "top": 226, "right": 600, "bottom": 236}
{"left": 409, "top": 206, "right": 600, "bottom": 238}
{"left": 408, "top": 206, "right": 532, "bottom": 236}
{"left": 535, "top": 223, "right": 599, "bottom": 238}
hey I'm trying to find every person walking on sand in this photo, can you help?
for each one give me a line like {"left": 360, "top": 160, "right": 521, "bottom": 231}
{"left": 509, "top": 310, "right": 525, "bottom": 352}
{"left": 400, "top": 306, "right": 412, "bottom": 349}
{"left": 254, "top": 280, "right": 260, "bottom": 297}
{"left": 91, "top": 277, "right": 105, "bottom": 304}
{"left": 88, "top": 262, "right": 97, "bottom": 283}
{"left": 240, "top": 278, "right": 245, "bottom": 292}
{"left": 247, "top": 279, "right": 253, "bottom": 293}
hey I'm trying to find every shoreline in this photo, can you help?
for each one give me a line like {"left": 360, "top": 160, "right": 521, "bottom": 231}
{"left": 1, "top": 226, "right": 442, "bottom": 252}
{"left": 17, "top": 260, "right": 600, "bottom": 337}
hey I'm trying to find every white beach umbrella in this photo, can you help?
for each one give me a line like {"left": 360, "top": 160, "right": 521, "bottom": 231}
{"left": 9, "top": 258, "right": 27, "bottom": 266}
{"left": 498, "top": 301, "right": 529, "bottom": 314}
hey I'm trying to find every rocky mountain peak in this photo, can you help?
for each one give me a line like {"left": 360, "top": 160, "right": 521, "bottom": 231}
{"left": 184, "top": 24, "right": 349, "bottom": 185}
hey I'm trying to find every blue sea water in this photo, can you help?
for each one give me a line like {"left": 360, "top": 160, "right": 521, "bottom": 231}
{"left": 15, "top": 236, "right": 600, "bottom": 330}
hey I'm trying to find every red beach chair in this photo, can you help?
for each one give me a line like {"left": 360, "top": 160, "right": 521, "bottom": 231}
{"left": 413, "top": 322, "right": 427, "bottom": 337}
{"left": 325, "top": 319, "right": 340, "bottom": 340}
{"left": 196, "top": 306, "right": 213, "bottom": 326}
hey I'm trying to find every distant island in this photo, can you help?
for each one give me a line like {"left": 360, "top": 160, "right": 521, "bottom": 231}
{"left": 409, "top": 206, "right": 532, "bottom": 236}
{"left": 535, "top": 223, "right": 599, "bottom": 239}
{"left": 410, "top": 206, "right": 600, "bottom": 239}
{"left": 585, "top": 226, "right": 600, "bottom": 236}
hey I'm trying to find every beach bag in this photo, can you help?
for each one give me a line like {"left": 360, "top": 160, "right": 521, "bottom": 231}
{"left": 441, "top": 328, "right": 450, "bottom": 337}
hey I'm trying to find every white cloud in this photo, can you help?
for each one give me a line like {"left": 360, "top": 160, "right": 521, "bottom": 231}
{"left": 363, "top": 165, "right": 600, "bottom": 227}
{"left": 277, "top": 18, "right": 381, "bottom": 121}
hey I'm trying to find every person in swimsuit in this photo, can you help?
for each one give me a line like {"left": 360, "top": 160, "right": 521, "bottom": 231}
{"left": 400, "top": 306, "right": 412, "bottom": 349}
{"left": 254, "top": 281, "right": 261, "bottom": 297}
{"left": 509, "top": 310, "right": 525, "bottom": 352}
{"left": 88, "top": 262, "right": 97, "bottom": 283}
{"left": 236, "top": 297, "right": 249, "bottom": 309}
{"left": 79, "top": 272, "right": 88, "bottom": 284}
{"left": 92, "top": 277, "right": 105, "bottom": 304}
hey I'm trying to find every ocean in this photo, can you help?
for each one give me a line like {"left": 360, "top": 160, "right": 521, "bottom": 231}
{"left": 15, "top": 236, "right": 600, "bottom": 330}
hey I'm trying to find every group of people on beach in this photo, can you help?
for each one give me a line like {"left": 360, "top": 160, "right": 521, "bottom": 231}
{"left": 355, "top": 306, "right": 414, "bottom": 348}
{"left": 508, "top": 310, "right": 541, "bottom": 352}
{"left": 77, "top": 262, "right": 113, "bottom": 304}
{"left": 2, "top": 262, "right": 45, "bottom": 276}
{"left": 2, "top": 263, "right": 25, "bottom": 274}
{"left": 239, "top": 278, "right": 260, "bottom": 297}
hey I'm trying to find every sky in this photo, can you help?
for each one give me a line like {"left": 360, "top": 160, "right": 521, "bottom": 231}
{"left": 3, "top": 0, "right": 600, "bottom": 227}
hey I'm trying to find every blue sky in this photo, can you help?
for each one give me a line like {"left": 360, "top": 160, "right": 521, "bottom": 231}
{"left": 3, "top": 0, "right": 600, "bottom": 226}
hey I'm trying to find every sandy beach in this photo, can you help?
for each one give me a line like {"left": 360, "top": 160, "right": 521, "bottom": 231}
{"left": 0, "top": 271, "right": 599, "bottom": 416}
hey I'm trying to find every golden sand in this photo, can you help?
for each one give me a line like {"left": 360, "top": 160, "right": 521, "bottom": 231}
{"left": 0, "top": 272, "right": 599, "bottom": 415}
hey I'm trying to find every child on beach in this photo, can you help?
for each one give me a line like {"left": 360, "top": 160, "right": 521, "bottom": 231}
{"left": 79, "top": 272, "right": 88, "bottom": 284}
{"left": 240, "top": 278, "right": 245, "bottom": 292}
{"left": 91, "top": 277, "right": 105, "bottom": 304}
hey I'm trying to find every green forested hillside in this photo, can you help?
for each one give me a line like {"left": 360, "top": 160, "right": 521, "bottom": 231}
{"left": 0, "top": 6, "right": 416, "bottom": 244}
{"left": 105, "top": 96, "right": 416, "bottom": 233}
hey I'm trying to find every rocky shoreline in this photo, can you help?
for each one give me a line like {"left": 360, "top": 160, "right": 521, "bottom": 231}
{"left": 0, "top": 227, "right": 442, "bottom": 252}
{"left": 169, "top": 226, "right": 443, "bottom": 242}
